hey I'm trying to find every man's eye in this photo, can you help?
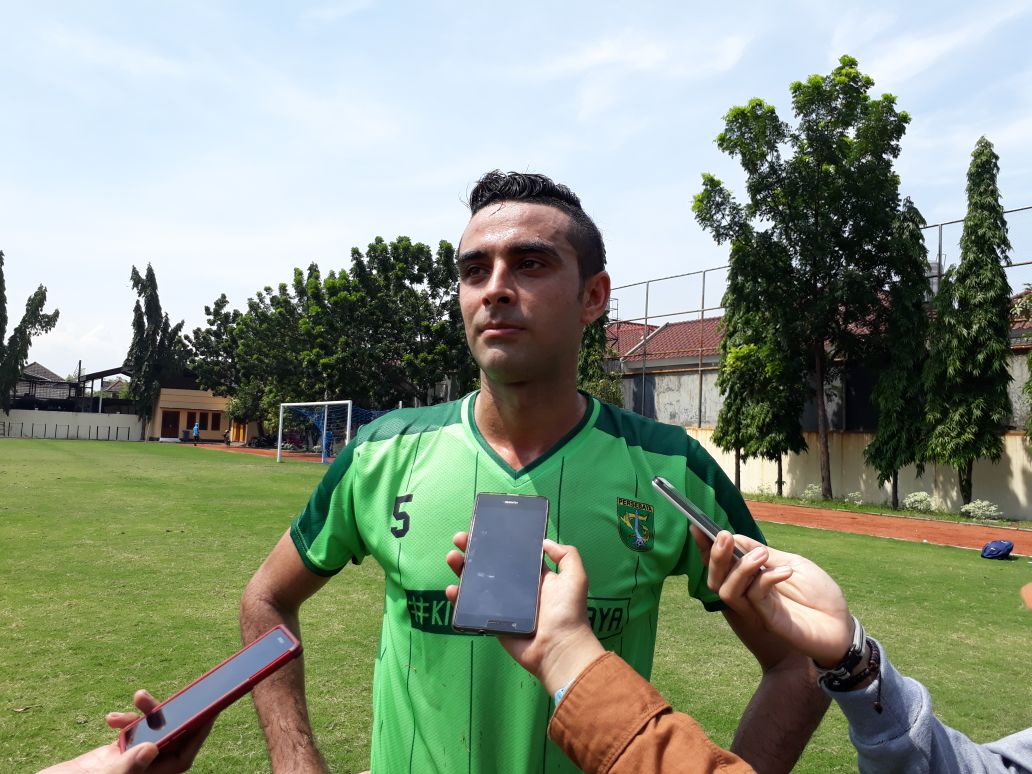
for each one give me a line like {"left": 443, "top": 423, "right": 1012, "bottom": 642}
{"left": 519, "top": 259, "right": 545, "bottom": 270}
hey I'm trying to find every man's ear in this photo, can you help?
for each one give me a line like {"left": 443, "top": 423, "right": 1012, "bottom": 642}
{"left": 580, "top": 271, "right": 611, "bottom": 325}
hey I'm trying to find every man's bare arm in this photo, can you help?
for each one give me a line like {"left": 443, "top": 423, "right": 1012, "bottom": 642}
{"left": 241, "top": 530, "right": 332, "bottom": 774}
{"left": 723, "top": 608, "right": 830, "bottom": 774}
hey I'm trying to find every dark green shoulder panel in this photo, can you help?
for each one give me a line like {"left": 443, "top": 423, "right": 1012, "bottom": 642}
{"left": 684, "top": 436, "right": 765, "bottom": 543}
{"left": 595, "top": 402, "right": 764, "bottom": 543}
{"left": 594, "top": 402, "right": 687, "bottom": 456}
{"left": 356, "top": 400, "right": 463, "bottom": 444}
{"left": 292, "top": 438, "right": 359, "bottom": 568}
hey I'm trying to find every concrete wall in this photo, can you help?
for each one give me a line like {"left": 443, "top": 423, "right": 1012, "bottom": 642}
{"left": 622, "top": 369, "right": 721, "bottom": 427}
{"left": 1, "top": 409, "right": 144, "bottom": 441}
{"left": 1007, "top": 352, "right": 1030, "bottom": 430}
{"left": 686, "top": 427, "right": 1032, "bottom": 520}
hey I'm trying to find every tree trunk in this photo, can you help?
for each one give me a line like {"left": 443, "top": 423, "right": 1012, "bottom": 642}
{"left": 959, "top": 461, "right": 974, "bottom": 504}
{"left": 776, "top": 456, "right": 784, "bottom": 498}
{"left": 734, "top": 447, "right": 741, "bottom": 489}
{"left": 891, "top": 471, "right": 899, "bottom": 510}
{"left": 814, "top": 343, "right": 833, "bottom": 499}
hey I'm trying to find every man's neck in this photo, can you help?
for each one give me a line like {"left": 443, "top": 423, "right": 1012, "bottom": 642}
{"left": 474, "top": 377, "right": 588, "bottom": 471}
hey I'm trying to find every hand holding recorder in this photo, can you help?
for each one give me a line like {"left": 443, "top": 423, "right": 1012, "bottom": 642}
{"left": 653, "top": 475, "right": 853, "bottom": 667}
{"left": 697, "top": 528, "right": 854, "bottom": 668}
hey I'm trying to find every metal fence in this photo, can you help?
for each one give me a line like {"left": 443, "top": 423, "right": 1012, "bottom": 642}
{"left": 1, "top": 421, "right": 134, "bottom": 441}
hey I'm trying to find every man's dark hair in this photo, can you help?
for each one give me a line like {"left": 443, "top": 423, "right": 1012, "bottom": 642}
{"left": 468, "top": 170, "right": 606, "bottom": 279}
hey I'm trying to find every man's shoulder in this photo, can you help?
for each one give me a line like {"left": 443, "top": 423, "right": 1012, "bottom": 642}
{"left": 593, "top": 400, "right": 690, "bottom": 458}
{"left": 355, "top": 398, "right": 465, "bottom": 445}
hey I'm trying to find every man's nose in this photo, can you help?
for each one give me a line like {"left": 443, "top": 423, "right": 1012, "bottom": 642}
{"left": 482, "top": 262, "right": 514, "bottom": 306}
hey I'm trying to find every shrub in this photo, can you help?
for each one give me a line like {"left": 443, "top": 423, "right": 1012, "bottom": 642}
{"left": 756, "top": 482, "right": 772, "bottom": 496}
{"left": 801, "top": 483, "right": 821, "bottom": 502}
{"left": 902, "top": 491, "right": 934, "bottom": 512}
{"left": 843, "top": 491, "right": 863, "bottom": 505}
{"left": 960, "top": 499, "right": 1003, "bottom": 520}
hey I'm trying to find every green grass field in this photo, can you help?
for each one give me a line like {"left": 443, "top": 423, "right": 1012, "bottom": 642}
{"left": 1, "top": 440, "right": 1029, "bottom": 773}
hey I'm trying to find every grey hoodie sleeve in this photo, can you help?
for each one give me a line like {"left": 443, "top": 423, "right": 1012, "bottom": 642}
{"left": 825, "top": 639, "right": 1032, "bottom": 774}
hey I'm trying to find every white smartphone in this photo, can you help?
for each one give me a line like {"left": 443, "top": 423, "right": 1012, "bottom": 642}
{"left": 651, "top": 476, "right": 746, "bottom": 559}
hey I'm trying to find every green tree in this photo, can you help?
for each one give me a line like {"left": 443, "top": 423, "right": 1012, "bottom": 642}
{"left": 315, "top": 237, "right": 474, "bottom": 407}
{"left": 695, "top": 55, "right": 911, "bottom": 498}
{"left": 1013, "top": 285, "right": 1032, "bottom": 435}
{"left": 863, "top": 198, "right": 931, "bottom": 508}
{"left": 186, "top": 294, "right": 242, "bottom": 398}
{"left": 124, "top": 264, "right": 185, "bottom": 439}
{"left": 577, "top": 313, "right": 623, "bottom": 405}
{"left": 708, "top": 235, "right": 806, "bottom": 493}
{"left": 0, "top": 250, "right": 60, "bottom": 413}
{"left": 234, "top": 275, "right": 314, "bottom": 435}
{"left": 924, "top": 137, "right": 1012, "bottom": 504}
{"left": 189, "top": 239, "right": 476, "bottom": 436}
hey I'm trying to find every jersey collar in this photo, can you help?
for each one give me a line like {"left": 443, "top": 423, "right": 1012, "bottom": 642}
{"left": 462, "top": 390, "right": 600, "bottom": 480}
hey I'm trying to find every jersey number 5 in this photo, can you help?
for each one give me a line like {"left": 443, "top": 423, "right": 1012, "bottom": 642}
{"left": 392, "top": 494, "right": 412, "bottom": 538}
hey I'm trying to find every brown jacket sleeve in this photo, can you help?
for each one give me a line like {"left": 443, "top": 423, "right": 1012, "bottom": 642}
{"left": 548, "top": 652, "right": 755, "bottom": 774}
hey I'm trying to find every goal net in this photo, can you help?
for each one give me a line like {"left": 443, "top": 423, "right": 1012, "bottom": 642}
{"left": 277, "top": 400, "right": 353, "bottom": 464}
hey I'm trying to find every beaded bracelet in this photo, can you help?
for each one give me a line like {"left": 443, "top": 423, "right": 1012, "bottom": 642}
{"left": 823, "top": 637, "right": 884, "bottom": 713}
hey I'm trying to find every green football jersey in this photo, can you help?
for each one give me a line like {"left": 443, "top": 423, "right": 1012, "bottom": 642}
{"left": 291, "top": 391, "right": 764, "bottom": 773}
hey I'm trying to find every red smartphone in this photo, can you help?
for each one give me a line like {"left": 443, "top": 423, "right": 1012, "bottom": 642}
{"left": 118, "top": 625, "right": 302, "bottom": 751}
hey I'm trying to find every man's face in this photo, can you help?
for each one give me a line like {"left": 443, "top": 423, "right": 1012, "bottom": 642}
{"left": 457, "top": 201, "right": 609, "bottom": 386}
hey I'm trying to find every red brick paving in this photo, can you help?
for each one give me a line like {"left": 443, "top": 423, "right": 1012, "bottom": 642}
{"left": 748, "top": 500, "right": 1032, "bottom": 556}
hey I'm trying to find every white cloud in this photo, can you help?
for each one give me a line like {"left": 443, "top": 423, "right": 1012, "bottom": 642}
{"left": 542, "top": 32, "right": 671, "bottom": 77}
{"left": 520, "top": 29, "right": 749, "bottom": 81}
{"left": 862, "top": 3, "right": 1027, "bottom": 88}
{"left": 260, "top": 76, "right": 404, "bottom": 150}
{"left": 43, "top": 26, "right": 189, "bottom": 79}
{"left": 828, "top": 10, "right": 896, "bottom": 61}
{"left": 301, "top": 0, "right": 376, "bottom": 22}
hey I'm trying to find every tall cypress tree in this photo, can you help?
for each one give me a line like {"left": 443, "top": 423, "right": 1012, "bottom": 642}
{"left": 578, "top": 313, "right": 623, "bottom": 406}
{"left": 0, "top": 250, "right": 60, "bottom": 413}
{"left": 925, "top": 137, "right": 1013, "bottom": 504}
{"left": 710, "top": 233, "right": 806, "bottom": 493}
{"left": 124, "top": 264, "right": 185, "bottom": 439}
{"left": 863, "top": 198, "right": 931, "bottom": 508}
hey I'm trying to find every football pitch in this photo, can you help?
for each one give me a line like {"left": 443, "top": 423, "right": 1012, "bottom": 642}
{"left": 1, "top": 439, "right": 1029, "bottom": 773}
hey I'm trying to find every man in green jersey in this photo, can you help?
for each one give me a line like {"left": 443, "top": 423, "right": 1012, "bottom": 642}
{"left": 240, "top": 171, "right": 829, "bottom": 773}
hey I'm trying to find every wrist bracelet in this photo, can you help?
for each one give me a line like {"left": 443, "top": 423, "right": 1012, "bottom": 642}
{"left": 823, "top": 637, "right": 883, "bottom": 713}
{"left": 814, "top": 615, "right": 865, "bottom": 682}
{"left": 554, "top": 679, "right": 573, "bottom": 706}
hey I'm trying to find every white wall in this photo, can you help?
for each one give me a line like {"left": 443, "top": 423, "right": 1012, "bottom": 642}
{"left": 686, "top": 428, "right": 1032, "bottom": 521}
{"left": 2, "top": 409, "right": 144, "bottom": 441}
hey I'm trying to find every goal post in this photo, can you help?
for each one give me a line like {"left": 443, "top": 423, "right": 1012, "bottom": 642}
{"left": 276, "top": 400, "right": 353, "bottom": 463}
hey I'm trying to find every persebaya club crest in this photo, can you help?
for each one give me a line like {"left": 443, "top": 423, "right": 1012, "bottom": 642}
{"left": 617, "top": 498, "right": 655, "bottom": 552}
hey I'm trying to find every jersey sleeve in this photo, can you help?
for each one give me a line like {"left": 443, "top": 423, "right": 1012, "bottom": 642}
{"left": 672, "top": 433, "right": 766, "bottom": 611}
{"left": 290, "top": 436, "right": 370, "bottom": 576}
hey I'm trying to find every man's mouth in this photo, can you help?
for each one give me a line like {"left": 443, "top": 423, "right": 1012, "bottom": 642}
{"left": 480, "top": 321, "right": 524, "bottom": 336}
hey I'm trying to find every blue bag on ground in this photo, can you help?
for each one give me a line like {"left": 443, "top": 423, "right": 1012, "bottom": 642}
{"left": 980, "top": 540, "right": 1014, "bottom": 559}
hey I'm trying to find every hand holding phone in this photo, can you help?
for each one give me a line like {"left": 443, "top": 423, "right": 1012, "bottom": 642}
{"left": 651, "top": 477, "right": 746, "bottom": 559}
{"left": 118, "top": 625, "right": 302, "bottom": 752}
{"left": 445, "top": 533, "right": 605, "bottom": 698}
{"left": 451, "top": 493, "right": 549, "bottom": 636}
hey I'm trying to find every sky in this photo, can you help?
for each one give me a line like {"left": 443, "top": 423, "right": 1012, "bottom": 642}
{"left": 3, "top": 0, "right": 1032, "bottom": 380}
